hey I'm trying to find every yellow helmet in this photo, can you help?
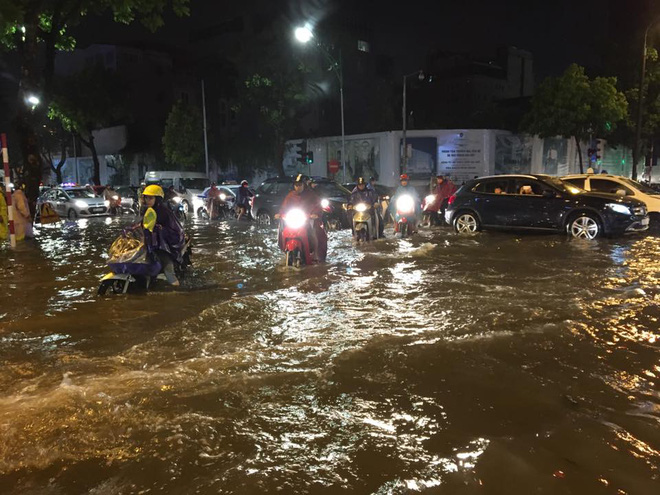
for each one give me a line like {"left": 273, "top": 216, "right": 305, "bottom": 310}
{"left": 142, "top": 184, "right": 164, "bottom": 197}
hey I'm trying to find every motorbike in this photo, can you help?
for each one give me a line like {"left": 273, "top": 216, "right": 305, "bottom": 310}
{"left": 393, "top": 194, "right": 417, "bottom": 238}
{"left": 278, "top": 208, "right": 327, "bottom": 267}
{"left": 422, "top": 194, "right": 437, "bottom": 226}
{"left": 168, "top": 196, "right": 187, "bottom": 222}
{"left": 98, "top": 212, "right": 192, "bottom": 295}
{"left": 320, "top": 198, "right": 341, "bottom": 231}
{"left": 198, "top": 193, "right": 233, "bottom": 220}
{"left": 347, "top": 202, "right": 379, "bottom": 242}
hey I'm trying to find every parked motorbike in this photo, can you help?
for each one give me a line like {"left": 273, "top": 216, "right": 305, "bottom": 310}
{"left": 98, "top": 214, "right": 192, "bottom": 295}
{"left": 277, "top": 208, "right": 327, "bottom": 267}
{"left": 394, "top": 195, "right": 417, "bottom": 238}
{"left": 106, "top": 193, "right": 122, "bottom": 216}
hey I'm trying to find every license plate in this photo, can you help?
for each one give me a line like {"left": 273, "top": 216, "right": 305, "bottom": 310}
{"left": 90, "top": 207, "right": 104, "bottom": 213}
{"left": 642, "top": 217, "right": 650, "bottom": 226}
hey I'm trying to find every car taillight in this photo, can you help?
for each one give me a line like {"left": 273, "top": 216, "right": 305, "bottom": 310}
{"left": 448, "top": 194, "right": 456, "bottom": 205}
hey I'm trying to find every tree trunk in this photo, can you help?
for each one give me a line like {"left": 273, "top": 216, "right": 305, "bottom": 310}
{"left": 51, "top": 141, "right": 67, "bottom": 184}
{"left": 80, "top": 133, "right": 101, "bottom": 185}
{"left": 575, "top": 136, "right": 584, "bottom": 174}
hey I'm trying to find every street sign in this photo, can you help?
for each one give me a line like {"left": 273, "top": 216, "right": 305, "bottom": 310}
{"left": 328, "top": 159, "right": 340, "bottom": 174}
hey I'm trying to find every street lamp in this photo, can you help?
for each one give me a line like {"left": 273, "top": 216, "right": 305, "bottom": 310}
{"left": 294, "top": 25, "right": 346, "bottom": 182}
{"left": 634, "top": 17, "right": 660, "bottom": 181}
{"left": 401, "top": 70, "right": 424, "bottom": 174}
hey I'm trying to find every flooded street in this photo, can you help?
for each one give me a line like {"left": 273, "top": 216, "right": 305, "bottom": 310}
{"left": 1, "top": 217, "right": 659, "bottom": 494}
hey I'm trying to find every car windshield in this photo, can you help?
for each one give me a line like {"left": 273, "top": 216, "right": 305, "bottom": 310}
{"left": 621, "top": 178, "right": 660, "bottom": 195}
{"left": 65, "top": 189, "right": 95, "bottom": 198}
{"left": 315, "top": 182, "right": 351, "bottom": 197}
{"left": 181, "top": 178, "right": 210, "bottom": 190}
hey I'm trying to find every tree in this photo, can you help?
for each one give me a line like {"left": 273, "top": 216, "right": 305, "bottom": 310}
{"left": 162, "top": 100, "right": 204, "bottom": 171}
{"left": 48, "top": 66, "right": 128, "bottom": 185}
{"left": 522, "top": 64, "right": 628, "bottom": 173}
{"left": 0, "top": 0, "right": 189, "bottom": 203}
{"left": 38, "top": 116, "right": 69, "bottom": 184}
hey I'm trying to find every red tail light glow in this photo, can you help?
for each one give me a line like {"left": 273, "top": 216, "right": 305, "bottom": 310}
{"left": 448, "top": 194, "right": 456, "bottom": 205}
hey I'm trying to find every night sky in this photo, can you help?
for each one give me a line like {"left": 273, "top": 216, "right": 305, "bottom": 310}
{"left": 70, "top": 0, "right": 635, "bottom": 81}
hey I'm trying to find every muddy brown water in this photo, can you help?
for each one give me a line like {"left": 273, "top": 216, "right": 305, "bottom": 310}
{"left": 1, "top": 216, "right": 659, "bottom": 494}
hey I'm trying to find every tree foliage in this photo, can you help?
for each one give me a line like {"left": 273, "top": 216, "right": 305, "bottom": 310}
{"left": 48, "top": 65, "right": 128, "bottom": 184}
{"left": 162, "top": 100, "right": 204, "bottom": 171}
{"left": 523, "top": 64, "right": 628, "bottom": 172}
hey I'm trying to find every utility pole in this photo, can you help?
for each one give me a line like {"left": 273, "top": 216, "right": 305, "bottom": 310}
{"left": 201, "top": 79, "right": 210, "bottom": 178}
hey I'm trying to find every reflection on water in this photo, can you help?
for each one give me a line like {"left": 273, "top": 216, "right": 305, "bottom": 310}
{"left": 1, "top": 218, "right": 660, "bottom": 493}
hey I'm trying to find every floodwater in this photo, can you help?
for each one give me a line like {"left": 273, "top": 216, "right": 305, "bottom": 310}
{"left": 1, "top": 216, "right": 659, "bottom": 494}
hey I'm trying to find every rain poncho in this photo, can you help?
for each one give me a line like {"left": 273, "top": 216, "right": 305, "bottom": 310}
{"left": 0, "top": 191, "right": 7, "bottom": 240}
{"left": 143, "top": 202, "right": 185, "bottom": 263}
{"left": 12, "top": 189, "right": 33, "bottom": 240}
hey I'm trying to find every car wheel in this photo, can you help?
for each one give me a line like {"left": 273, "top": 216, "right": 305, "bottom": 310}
{"left": 67, "top": 208, "right": 78, "bottom": 220}
{"left": 257, "top": 211, "right": 272, "bottom": 226}
{"left": 454, "top": 211, "right": 479, "bottom": 234}
{"left": 568, "top": 213, "right": 601, "bottom": 240}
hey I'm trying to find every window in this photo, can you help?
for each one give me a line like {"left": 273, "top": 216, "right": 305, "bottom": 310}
{"left": 473, "top": 179, "right": 510, "bottom": 194}
{"left": 357, "top": 40, "right": 370, "bottom": 53}
{"left": 590, "top": 178, "right": 633, "bottom": 195}
{"left": 513, "top": 179, "right": 544, "bottom": 196}
{"left": 180, "top": 178, "right": 210, "bottom": 190}
{"left": 563, "top": 178, "right": 585, "bottom": 189}
{"left": 257, "top": 182, "right": 276, "bottom": 195}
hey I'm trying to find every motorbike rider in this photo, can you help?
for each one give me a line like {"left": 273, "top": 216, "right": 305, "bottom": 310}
{"left": 277, "top": 174, "right": 325, "bottom": 261}
{"left": 236, "top": 180, "right": 254, "bottom": 221}
{"left": 349, "top": 177, "right": 382, "bottom": 238}
{"left": 141, "top": 184, "right": 185, "bottom": 286}
{"left": 206, "top": 182, "right": 221, "bottom": 218}
{"left": 431, "top": 175, "right": 457, "bottom": 226}
{"left": 389, "top": 173, "right": 421, "bottom": 233}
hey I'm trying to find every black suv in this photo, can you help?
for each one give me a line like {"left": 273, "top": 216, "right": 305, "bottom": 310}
{"left": 251, "top": 177, "right": 351, "bottom": 227}
{"left": 445, "top": 174, "right": 649, "bottom": 239}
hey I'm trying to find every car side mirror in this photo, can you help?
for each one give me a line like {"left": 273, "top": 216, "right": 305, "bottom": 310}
{"left": 615, "top": 189, "right": 627, "bottom": 197}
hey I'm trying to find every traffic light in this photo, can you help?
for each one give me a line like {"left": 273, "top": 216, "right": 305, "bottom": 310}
{"left": 305, "top": 151, "right": 314, "bottom": 164}
{"left": 595, "top": 139, "right": 606, "bottom": 165}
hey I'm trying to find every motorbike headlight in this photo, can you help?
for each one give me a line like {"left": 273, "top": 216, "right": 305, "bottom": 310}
{"left": 321, "top": 199, "right": 330, "bottom": 208}
{"left": 76, "top": 200, "right": 89, "bottom": 208}
{"left": 396, "top": 195, "right": 414, "bottom": 213}
{"left": 284, "top": 208, "right": 307, "bottom": 229}
{"left": 111, "top": 195, "right": 119, "bottom": 200}
{"left": 607, "top": 203, "right": 631, "bottom": 215}
{"left": 355, "top": 203, "right": 368, "bottom": 212}
{"left": 425, "top": 194, "right": 436, "bottom": 205}
{"left": 219, "top": 193, "right": 227, "bottom": 201}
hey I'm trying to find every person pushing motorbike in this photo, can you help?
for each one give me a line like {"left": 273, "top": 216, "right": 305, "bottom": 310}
{"left": 141, "top": 185, "right": 185, "bottom": 286}
{"left": 236, "top": 180, "right": 253, "bottom": 221}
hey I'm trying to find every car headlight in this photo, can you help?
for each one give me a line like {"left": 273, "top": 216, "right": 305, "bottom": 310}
{"left": 321, "top": 198, "right": 330, "bottom": 208}
{"left": 354, "top": 203, "right": 368, "bottom": 212}
{"left": 172, "top": 196, "right": 182, "bottom": 203}
{"left": 425, "top": 194, "right": 436, "bottom": 205}
{"left": 284, "top": 208, "right": 307, "bottom": 229}
{"left": 219, "top": 193, "right": 227, "bottom": 201}
{"left": 103, "top": 200, "right": 110, "bottom": 207}
{"left": 193, "top": 197, "right": 204, "bottom": 210}
{"left": 396, "top": 195, "right": 414, "bottom": 213}
{"left": 76, "top": 200, "right": 88, "bottom": 208}
{"left": 607, "top": 203, "right": 631, "bottom": 215}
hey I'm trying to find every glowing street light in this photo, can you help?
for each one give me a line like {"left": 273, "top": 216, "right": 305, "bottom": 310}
{"left": 26, "top": 94, "right": 40, "bottom": 106}
{"left": 294, "top": 24, "right": 346, "bottom": 182}
{"left": 294, "top": 26, "right": 313, "bottom": 43}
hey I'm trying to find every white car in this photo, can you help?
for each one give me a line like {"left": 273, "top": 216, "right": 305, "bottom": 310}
{"left": 562, "top": 174, "right": 660, "bottom": 225}
{"left": 38, "top": 187, "right": 109, "bottom": 220}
